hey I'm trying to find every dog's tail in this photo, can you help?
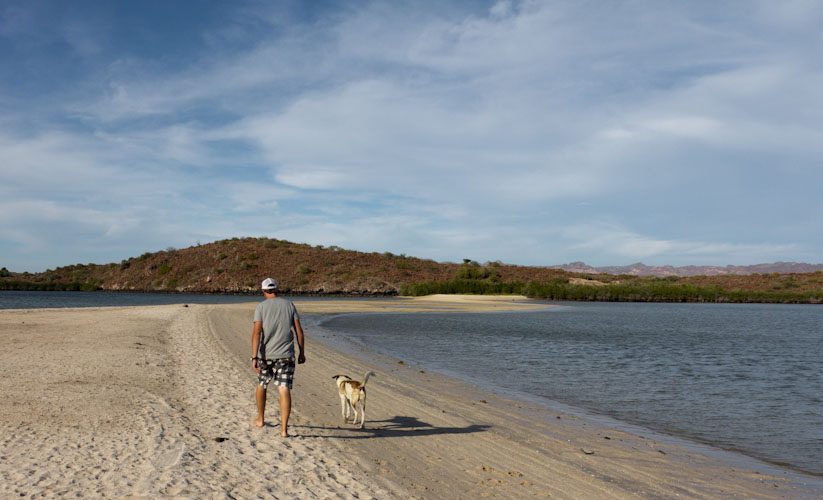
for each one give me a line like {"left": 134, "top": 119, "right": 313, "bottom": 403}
{"left": 362, "top": 370, "right": 376, "bottom": 386}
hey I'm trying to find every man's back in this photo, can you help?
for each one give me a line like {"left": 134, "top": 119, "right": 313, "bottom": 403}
{"left": 254, "top": 297, "right": 299, "bottom": 359}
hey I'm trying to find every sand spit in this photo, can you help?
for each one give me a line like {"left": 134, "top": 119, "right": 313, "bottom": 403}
{"left": 0, "top": 305, "right": 392, "bottom": 499}
{"left": 2, "top": 296, "right": 821, "bottom": 499}
{"left": 291, "top": 294, "right": 553, "bottom": 314}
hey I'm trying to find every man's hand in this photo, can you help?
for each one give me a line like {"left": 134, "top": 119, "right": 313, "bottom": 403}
{"left": 298, "top": 351, "right": 306, "bottom": 364}
{"left": 252, "top": 358, "right": 261, "bottom": 374}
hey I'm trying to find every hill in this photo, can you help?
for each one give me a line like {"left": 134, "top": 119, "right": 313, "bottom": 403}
{"left": 2, "top": 237, "right": 823, "bottom": 303}
{"left": 0, "top": 237, "right": 567, "bottom": 295}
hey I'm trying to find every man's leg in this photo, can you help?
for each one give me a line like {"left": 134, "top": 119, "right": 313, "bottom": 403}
{"left": 278, "top": 385, "right": 291, "bottom": 437}
{"left": 254, "top": 385, "right": 267, "bottom": 427}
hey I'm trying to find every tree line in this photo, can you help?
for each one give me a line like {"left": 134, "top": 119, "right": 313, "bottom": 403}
{"left": 400, "top": 278, "right": 823, "bottom": 304}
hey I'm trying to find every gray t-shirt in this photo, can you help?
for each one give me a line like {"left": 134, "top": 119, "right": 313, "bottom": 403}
{"left": 254, "top": 297, "right": 300, "bottom": 360}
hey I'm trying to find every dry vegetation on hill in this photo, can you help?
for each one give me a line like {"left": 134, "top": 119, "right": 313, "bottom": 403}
{"left": 2, "top": 237, "right": 823, "bottom": 303}
{"left": 0, "top": 237, "right": 565, "bottom": 295}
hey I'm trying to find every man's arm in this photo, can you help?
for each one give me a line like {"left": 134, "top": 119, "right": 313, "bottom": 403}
{"left": 294, "top": 317, "right": 306, "bottom": 364}
{"left": 251, "top": 321, "right": 263, "bottom": 373}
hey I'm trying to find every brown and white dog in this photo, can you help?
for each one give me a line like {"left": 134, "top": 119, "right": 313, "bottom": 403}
{"left": 331, "top": 371, "right": 375, "bottom": 428}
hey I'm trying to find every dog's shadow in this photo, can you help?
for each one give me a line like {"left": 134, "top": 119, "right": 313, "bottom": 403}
{"left": 295, "top": 415, "right": 490, "bottom": 439}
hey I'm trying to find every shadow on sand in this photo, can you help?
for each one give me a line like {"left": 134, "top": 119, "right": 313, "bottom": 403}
{"left": 294, "top": 415, "right": 491, "bottom": 439}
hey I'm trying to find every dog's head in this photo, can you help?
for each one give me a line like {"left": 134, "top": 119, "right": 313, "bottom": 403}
{"left": 331, "top": 374, "right": 352, "bottom": 386}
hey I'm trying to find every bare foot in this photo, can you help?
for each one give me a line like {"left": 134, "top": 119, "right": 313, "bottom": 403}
{"left": 281, "top": 430, "right": 289, "bottom": 438}
{"left": 254, "top": 418, "right": 264, "bottom": 427}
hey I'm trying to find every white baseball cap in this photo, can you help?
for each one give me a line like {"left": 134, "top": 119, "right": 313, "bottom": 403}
{"left": 261, "top": 278, "right": 277, "bottom": 290}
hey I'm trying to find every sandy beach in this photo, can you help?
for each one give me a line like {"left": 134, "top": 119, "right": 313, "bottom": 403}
{"left": 2, "top": 295, "right": 820, "bottom": 499}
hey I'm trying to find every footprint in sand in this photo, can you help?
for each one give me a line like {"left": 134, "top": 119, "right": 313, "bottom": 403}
{"left": 152, "top": 441, "right": 185, "bottom": 470}
{"left": 480, "top": 478, "right": 503, "bottom": 486}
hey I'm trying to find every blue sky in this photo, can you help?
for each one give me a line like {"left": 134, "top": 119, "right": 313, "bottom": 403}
{"left": 2, "top": 0, "right": 822, "bottom": 272}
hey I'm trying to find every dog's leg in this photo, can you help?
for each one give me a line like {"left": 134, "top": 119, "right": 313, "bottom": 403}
{"left": 359, "top": 396, "right": 367, "bottom": 429}
{"left": 350, "top": 392, "right": 360, "bottom": 427}
{"left": 339, "top": 394, "right": 349, "bottom": 423}
{"left": 346, "top": 399, "right": 355, "bottom": 422}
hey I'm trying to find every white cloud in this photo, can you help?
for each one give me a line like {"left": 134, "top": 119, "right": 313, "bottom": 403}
{"left": 2, "top": 1, "right": 822, "bottom": 271}
{"left": 0, "top": 132, "right": 123, "bottom": 191}
{"left": 0, "top": 199, "right": 132, "bottom": 251}
{"left": 223, "top": 182, "right": 298, "bottom": 213}
{"left": 644, "top": 116, "right": 724, "bottom": 141}
{"left": 562, "top": 223, "right": 800, "bottom": 266}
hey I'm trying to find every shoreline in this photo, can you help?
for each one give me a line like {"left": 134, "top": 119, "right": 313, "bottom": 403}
{"left": 306, "top": 300, "right": 823, "bottom": 481}
{"left": 309, "top": 311, "right": 819, "bottom": 481}
{"left": 4, "top": 288, "right": 822, "bottom": 308}
{"left": 208, "top": 298, "right": 823, "bottom": 498}
{"left": 2, "top": 297, "right": 822, "bottom": 498}
{"left": 304, "top": 308, "right": 823, "bottom": 486}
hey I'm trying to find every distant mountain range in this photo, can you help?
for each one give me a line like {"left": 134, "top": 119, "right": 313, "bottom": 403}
{"left": 552, "top": 261, "right": 823, "bottom": 277}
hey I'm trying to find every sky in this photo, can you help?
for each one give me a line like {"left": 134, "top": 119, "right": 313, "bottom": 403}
{"left": 2, "top": 0, "right": 822, "bottom": 272}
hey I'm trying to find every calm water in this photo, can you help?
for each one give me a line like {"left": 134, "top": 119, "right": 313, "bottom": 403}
{"left": 0, "top": 290, "right": 260, "bottom": 309}
{"left": 320, "top": 302, "right": 823, "bottom": 476}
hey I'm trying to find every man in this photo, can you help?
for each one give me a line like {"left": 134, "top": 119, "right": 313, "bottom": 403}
{"left": 251, "top": 277, "right": 306, "bottom": 437}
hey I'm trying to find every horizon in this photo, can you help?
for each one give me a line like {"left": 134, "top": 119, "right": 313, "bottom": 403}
{"left": 3, "top": 1, "right": 822, "bottom": 272}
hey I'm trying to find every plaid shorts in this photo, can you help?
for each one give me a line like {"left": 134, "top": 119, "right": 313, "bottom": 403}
{"left": 258, "top": 358, "right": 295, "bottom": 389}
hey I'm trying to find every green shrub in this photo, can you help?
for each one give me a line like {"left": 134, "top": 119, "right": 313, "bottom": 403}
{"left": 298, "top": 264, "right": 312, "bottom": 274}
{"left": 398, "top": 278, "right": 823, "bottom": 304}
{"left": 0, "top": 280, "right": 100, "bottom": 291}
{"left": 455, "top": 265, "right": 490, "bottom": 280}
{"left": 157, "top": 265, "right": 172, "bottom": 275}
{"left": 395, "top": 260, "right": 417, "bottom": 271}
{"left": 781, "top": 278, "right": 798, "bottom": 289}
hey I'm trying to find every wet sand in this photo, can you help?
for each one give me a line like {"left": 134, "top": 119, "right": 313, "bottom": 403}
{"left": 1, "top": 296, "right": 820, "bottom": 499}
